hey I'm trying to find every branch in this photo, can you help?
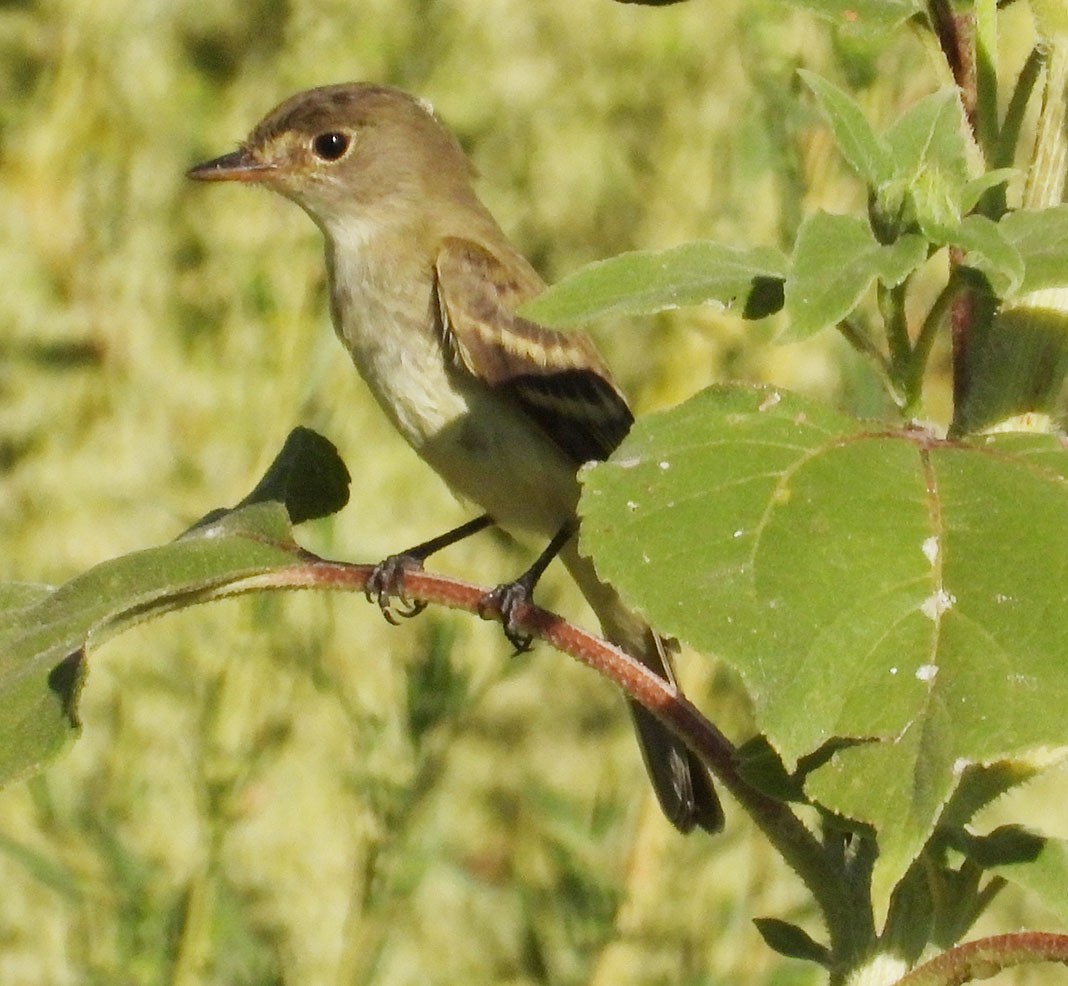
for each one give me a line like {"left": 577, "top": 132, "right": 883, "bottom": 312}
{"left": 892, "top": 932, "right": 1068, "bottom": 986}
{"left": 226, "top": 553, "right": 838, "bottom": 911}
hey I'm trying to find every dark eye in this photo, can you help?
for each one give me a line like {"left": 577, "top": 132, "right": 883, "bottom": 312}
{"left": 312, "top": 132, "right": 350, "bottom": 161}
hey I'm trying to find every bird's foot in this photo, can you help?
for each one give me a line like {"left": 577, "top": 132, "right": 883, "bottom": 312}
{"left": 365, "top": 553, "right": 428, "bottom": 624}
{"left": 478, "top": 577, "right": 537, "bottom": 653}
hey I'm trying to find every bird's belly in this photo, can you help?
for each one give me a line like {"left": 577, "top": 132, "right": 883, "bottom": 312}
{"left": 419, "top": 384, "right": 580, "bottom": 538}
{"left": 341, "top": 306, "right": 577, "bottom": 537}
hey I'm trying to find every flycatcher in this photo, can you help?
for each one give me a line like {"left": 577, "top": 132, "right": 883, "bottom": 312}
{"left": 189, "top": 83, "right": 722, "bottom": 834}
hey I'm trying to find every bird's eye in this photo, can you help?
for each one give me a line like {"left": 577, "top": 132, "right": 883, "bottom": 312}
{"left": 311, "top": 132, "right": 350, "bottom": 161}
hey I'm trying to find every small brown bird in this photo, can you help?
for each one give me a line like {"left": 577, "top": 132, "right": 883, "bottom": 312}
{"left": 189, "top": 83, "right": 722, "bottom": 833}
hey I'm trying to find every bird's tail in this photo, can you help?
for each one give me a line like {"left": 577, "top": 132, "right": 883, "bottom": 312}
{"left": 562, "top": 543, "right": 723, "bottom": 834}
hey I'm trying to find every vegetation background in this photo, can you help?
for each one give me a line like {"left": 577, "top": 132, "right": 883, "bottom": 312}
{"left": 0, "top": 0, "right": 1060, "bottom": 983}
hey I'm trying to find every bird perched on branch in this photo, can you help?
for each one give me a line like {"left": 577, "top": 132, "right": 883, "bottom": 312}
{"left": 189, "top": 83, "right": 722, "bottom": 834}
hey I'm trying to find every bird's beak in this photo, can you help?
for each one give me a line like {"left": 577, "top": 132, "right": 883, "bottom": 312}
{"left": 187, "top": 148, "right": 276, "bottom": 183}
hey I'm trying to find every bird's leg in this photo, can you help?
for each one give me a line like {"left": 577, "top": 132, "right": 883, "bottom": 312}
{"left": 367, "top": 514, "right": 494, "bottom": 623}
{"left": 479, "top": 521, "right": 576, "bottom": 652}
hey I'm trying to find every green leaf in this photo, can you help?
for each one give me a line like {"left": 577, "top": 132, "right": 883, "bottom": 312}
{"left": 961, "top": 169, "right": 1017, "bottom": 214}
{"left": 579, "top": 384, "right": 1068, "bottom": 919}
{"left": 735, "top": 735, "right": 808, "bottom": 802}
{"left": 785, "top": 211, "right": 925, "bottom": 337}
{"left": 754, "top": 918, "right": 831, "bottom": 966}
{"left": 943, "top": 214, "right": 1024, "bottom": 297}
{"left": 781, "top": 0, "right": 922, "bottom": 29}
{"left": 883, "top": 90, "right": 969, "bottom": 188}
{"left": 0, "top": 583, "right": 56, "bottom": 621}
{"left": 187, "top": 425, "right": 350, "bottom": 531}
{"left": 0, "top": 426, "right": 352, "bottom": 787}
{"left": 0, "top": 503, "right": 304, "bottom": 786}
{"left": 1000, "top": 206, "right": 1068, "bottom": 294}
{"left": 800, "top": 71, "right": 892, "bottom": 186}
{"left": 953, "top": 307, "right": 1068, "bottom": 436}
{"left": 878, "top": 90, "right": 971, "bottom": 236}
{"left": 991, "top": 836, "right": 1068, "bottom": 925}
{"left": 941, "top": 760, "right": 1049, "bottom": 830}
{"left": 519, "top": 242, "right": 787, "bottom": 326}
{"left": 952, "top": 825, "right": 1046, "bottom": 869}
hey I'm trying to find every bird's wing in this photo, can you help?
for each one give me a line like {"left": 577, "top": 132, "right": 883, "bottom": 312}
{"left": 435, "top": 236, "right": 633, "bottom": 464}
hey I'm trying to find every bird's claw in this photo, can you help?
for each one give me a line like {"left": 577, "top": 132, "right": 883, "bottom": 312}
{"left": 366, "top": 554, "right": 428, "bottom": 624}
{"left": 478, "top": 579, "right": 536, "bottom": 653}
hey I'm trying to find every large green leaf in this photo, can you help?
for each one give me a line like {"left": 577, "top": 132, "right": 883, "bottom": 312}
{"left": 579, "top": 385, "right": 1068, "bottom": 916}
{"left": 520, "top": 242, "right": 787, "bottom": 326}
{"left": 0, "top": 504, "right": 307, "bottom": 785}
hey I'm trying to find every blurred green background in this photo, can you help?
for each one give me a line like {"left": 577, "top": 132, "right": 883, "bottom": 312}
{"left": 0, "top": 0, "right": 1059, "bottom": 983}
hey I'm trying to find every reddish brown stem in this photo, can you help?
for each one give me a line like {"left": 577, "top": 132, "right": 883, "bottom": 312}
{"left": 949, "top": 248, "right": 975, "bottom": 410}
{"left": 224, "top": 553, "right": 837, "bottom": 915}
{"left": 928, "top": 0, "right": 975, "bottom": 122}
{"left": 893, "top": 932, "right": 1068, "bottom": 986}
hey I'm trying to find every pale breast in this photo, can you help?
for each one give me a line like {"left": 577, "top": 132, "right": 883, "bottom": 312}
{"left": 325, "top": 236, "right": 578, "bottom": 537}
{"left": 327, "top": 231, "right": 471, "bottom": 448}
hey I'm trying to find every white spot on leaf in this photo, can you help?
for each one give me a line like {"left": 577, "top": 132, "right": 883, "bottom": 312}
{"left": 922, "top": 536, "right": 939, "bottom": 566}
{"left": 915, "top": 664, "right": 938, "bottom": 682}
{"left": 921, "top": 589, "right": 955, "bottom": 621}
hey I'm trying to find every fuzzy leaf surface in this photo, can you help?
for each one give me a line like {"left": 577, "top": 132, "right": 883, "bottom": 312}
{"left": 579, "top": 385, "right": 1068, "bottom": 916}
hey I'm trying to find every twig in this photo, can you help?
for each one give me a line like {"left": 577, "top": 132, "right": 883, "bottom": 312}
{"left": 219, "top": 553, "right": 841, "bottom": 922}
{"left": 892, "top": 932, "right": 1068, "bottom": 986}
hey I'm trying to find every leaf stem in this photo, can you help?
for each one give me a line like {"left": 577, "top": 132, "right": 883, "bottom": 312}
{"left": 891, "top": 931, "right": 1068, "bottom": 986}
{"left": 974, "top": 0, "right": 1000, "bottom": 162}
{"left": 882, "top": 282, "right": 911, "bottom": 368}
{"left": 839, "top": 317, "right": 891, "bottom": 373}
{"left": 927, "top": 0, "right": 970, "bottom": 99}
{"left": 905, "top": 274, "right": 958, "bottom": 408}
{"left": 878, "top": 281, "right": 916, "bottom": 410}
{"left": 996, "top": 46, "right": 1046, "bottom": 172}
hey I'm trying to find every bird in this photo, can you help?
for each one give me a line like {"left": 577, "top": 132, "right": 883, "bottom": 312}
{"left": 188, "top": 82, "right": 722, "bottom": 834}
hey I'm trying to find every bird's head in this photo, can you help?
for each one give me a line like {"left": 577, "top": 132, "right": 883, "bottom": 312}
{"left": 188, "top": 83, "right": 478, "bottom": 234}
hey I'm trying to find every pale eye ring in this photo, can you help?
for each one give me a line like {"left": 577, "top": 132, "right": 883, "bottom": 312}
{"left": 312, "top": 131, "right": 350, "bottom": 161}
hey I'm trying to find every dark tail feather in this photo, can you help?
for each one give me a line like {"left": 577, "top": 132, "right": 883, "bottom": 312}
{"left": 628, "top": 698, "right": 724, "bottom": 834}
{"left": 564, "top": 544, "right": 724, "bottom": 834}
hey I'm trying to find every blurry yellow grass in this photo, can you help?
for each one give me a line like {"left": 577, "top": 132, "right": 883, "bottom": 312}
{"left": 0, "top": 1, "right": 1056, "bottom": 984}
